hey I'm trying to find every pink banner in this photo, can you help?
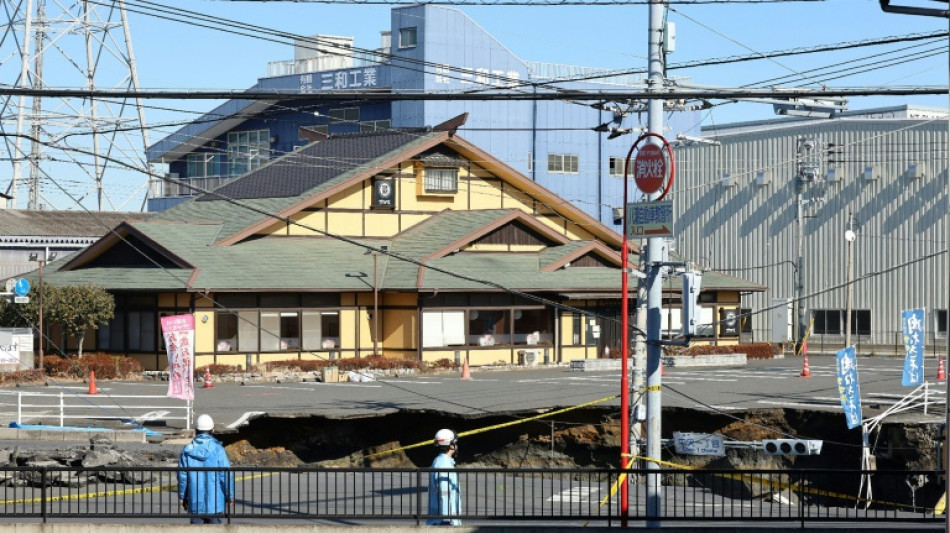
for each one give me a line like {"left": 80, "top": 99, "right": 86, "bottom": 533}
{"left": 161, "top": 314, "right": 195, "bottom": 401}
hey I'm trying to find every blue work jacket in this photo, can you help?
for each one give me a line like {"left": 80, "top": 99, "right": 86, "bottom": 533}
{"left": 428, "top": 452, "right": 462, "bottom": 526}
{"left": 178, "top": 433, "right": 234, "bottom": 514}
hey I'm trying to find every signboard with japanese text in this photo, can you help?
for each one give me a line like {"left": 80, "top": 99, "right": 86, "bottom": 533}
{"left": 161, "top": 314, "right": 195, "bottom": 401}
{"left": 0, "top": 329, "right": 33, "bottom": 371}
{"left": 626, "top": 200, "right": 673, "bottom": 238}
{"left": 634, "top": 144, "right": 666, "bottom": 194}
{"left": 673, "top": 432, "right": 725, "bottom": 456}
{"left": 835, "top": 346, "right": 862, "bottom": 430}
{"left": 901, "top": 308, "right": 925, "bottom": 387}
{"left": 299, "top": 67, "right": 379, "bottom": 92}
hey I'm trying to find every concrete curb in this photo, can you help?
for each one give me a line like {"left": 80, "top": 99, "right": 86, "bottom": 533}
{"left": 0, "top": 427, "right": 146, "bottom": 443}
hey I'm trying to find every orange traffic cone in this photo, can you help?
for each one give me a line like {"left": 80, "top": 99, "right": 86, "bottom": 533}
{"left": 87, "top": 371, "right": 98, "bottom": 395}
{"left": 660, "top": 361, "right": 665, "bottom": 377}
{"left": 937, "top": 358, "right": 946, "bottom": 382}
{"left": 460, "top": 358, "right": 472, "bottom": 380}
{"left": 202, "top": 367, "right": 214, "bottom": 388}
{"left": 800, "top": 355, "right": 812, "bottom": 378}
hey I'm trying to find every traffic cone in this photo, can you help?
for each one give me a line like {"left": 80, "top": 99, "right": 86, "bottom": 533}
{"left": 460, "top": 358, "right": 472, "bottom": 380}
{"left": 937, "top": 358, "right": 946, "bottom": 382}
{"left": 202, "top": 367, "right": 214, "bottom": 388}
{"left": 660, "top": 361, "right": 665, "bottom": 377}
{"left": 800, "top": 355, "right": 811, "bottom": 378}
{"left": 87, "top": 370, "right": 98, "bottom": 395}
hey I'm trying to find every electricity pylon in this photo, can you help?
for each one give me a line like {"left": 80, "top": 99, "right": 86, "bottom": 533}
{"left": 1, "top": 0, "right": 152, "bottom": 211}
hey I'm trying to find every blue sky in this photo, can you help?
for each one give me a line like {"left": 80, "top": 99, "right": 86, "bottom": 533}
{"left": 127, "top": 0, "right": 949, "bottom": 127}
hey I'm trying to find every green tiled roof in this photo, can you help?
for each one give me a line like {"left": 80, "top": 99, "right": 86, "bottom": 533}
{"left": 154, "top": 131, "right": 444, "bottom": 244}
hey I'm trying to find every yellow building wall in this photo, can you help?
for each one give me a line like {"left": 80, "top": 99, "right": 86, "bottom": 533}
{"left": 399, "top": 214, "right": 429, "bottom": 233}
{"left": 327, "top": 211, "right": 366, "bottom": 236}
{"left": 340, "top": 308, "right": 359, "bottom": 354}
{"left": 194, "top": 311, "right": 214, "bottom": 354}
{"left": 717, "top": 292, "right": 741, "bottom": 304}
{"left": 289, "top": 210, "right": 327, "bottom": 236}
{"left": 365, "top": 213, "right": 398, "bottom": 237}
{"left": 383, "top": 308, "right": 417, "bottom": 350}
{"left": 559, "top": 314, "right": 574, "bottom": 346}
{"left": 328, "top": 183, "right": 366, "bottom": 209}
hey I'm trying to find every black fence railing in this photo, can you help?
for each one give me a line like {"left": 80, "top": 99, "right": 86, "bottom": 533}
{"left": 0, "top": 466, "right": 941, "bottom": 526}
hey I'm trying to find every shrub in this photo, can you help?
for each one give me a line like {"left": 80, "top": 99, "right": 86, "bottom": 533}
{"left": 427, "top": 358, "right": 459, "bottom": 370}
{"left": 76, "top": 352, "right": 144, "bottom": 379}
{"left": 0, "top": 370, "right": 44, "bottom": 386}
{"left": 262, "top": 356, "right": 423, "bottom": 373}
{"left": 43, "top": 355, "right": 82, "bottom": 378}
{"left": 680, "top": 343, "right": 780, "bottom": 360}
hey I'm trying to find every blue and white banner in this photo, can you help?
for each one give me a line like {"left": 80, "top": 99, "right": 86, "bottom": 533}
{"left": 901, "top": 308, "right": 925, "bottom": 387}
{"left": 835, "top": 346, "right": 862, "bottom": 429}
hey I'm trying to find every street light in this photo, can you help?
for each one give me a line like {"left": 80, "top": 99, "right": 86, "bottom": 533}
{"left": 844, "top": 214, "right": 856, "bottom": 349}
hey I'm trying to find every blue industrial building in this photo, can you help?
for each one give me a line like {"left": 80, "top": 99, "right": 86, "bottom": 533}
{"left": 146, "top": 5, "right": 701, "bottom": 224}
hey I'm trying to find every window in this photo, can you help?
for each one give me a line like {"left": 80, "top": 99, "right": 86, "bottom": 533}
{"left": 127, "top": 311, "right": 156, "bottom": 351}
{"left": 216, "top": 312, "right": 238, "bottom": 352}
{"left": 302, "top": 311, "right": 341, "bottom": 350}
{"left": 423, "top": 311, "right": 466, "bottom": 348}
{"left": 399, "top": 27, "right": 418, "bottom": 48}
{"left": 609, "top": 157, "right": 631, "bottom": 177}
{"left": 740, "top": 308, "right": 753, "bottom": 334}
{"left": 187, "top": 153, "right": 222, "bottom": 178}
{"left": 237, "top": 310, "right": 259, "bottom": 352}
{"left": 937, "top": 310, "right": 948, "bottom": 338}
{"left": 813, "top": 310, "right": 843, "bottom": 335}
{"left": 813, "top": 309, "right": 871, "bottom": 336}
{"left": 260, "top": 311, "right": 300, "bottom": 351}
{"left": 468, "top": 310, "right": 510, "bottom": 346}
{"left": 572, "top": 313, "right": 583, "bottom": 345}
{"left": 512, "top": 308, "right": 553, "bottom": 345}
{"left": 360, "top": 119, "right": 390, "bottom": 132}
{"left": 424, "top": 168, "right": 458, "bottom": 193}
{"left": 228, "top": 130, "right": 270, "bottom": 176}
{"left": 329, "top": 107, "right": 360, "bottom": 125}
{"left": 548, "top": 153, "right": 579, "bottom": 174}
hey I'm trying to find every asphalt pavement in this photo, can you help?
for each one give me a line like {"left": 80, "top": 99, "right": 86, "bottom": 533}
{"left": 1, "top": 354, "right": 943, "bottom": 434}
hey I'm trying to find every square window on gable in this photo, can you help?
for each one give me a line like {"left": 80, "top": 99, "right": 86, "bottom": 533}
{"left": 399, "top": 27, "right": 418, "bottom": 48}
{"left": 424, "top": 167, "right": 458, "bottom": 194}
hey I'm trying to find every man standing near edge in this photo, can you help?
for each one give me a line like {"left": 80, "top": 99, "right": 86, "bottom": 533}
{"left": 428, "top": 428, "right": 462, "bottom": 526}
{"left": 178, "top": 414, "right": 235, "bottom": 524}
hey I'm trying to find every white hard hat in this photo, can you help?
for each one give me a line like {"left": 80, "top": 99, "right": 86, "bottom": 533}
{"left": 434, "top": 428, "right": 457, "bottom": 447}
{"left": 195, "top": 414, "right": 214, "bottom": 432}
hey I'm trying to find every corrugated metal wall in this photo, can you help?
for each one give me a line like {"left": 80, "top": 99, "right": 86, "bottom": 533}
{"left": 672, "top": 117, "right": 948, "bottom": 352}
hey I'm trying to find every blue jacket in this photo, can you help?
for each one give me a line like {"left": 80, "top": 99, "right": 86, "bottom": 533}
{"left": 428, "top": 452, "right": 461, "bottom": 526}
{"left": 178, "top": 433, "right": 234, "bottom": 514}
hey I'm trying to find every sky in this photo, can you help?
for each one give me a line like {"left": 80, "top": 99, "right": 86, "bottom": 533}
{"left": 124, "top": 0, "right": 949, "bottom": 125}
{"left": 3, "top": 0, "right": 949, "bottom": 210}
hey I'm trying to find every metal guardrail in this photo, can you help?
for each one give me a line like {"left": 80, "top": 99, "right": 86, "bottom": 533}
{"left": 0, "top": 466, "right": 940, "bottom": 525}
{"left": 0, "top": 391, "right": 192, "bottom": 430}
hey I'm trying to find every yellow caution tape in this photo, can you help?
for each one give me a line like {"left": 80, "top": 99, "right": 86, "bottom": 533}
{"left": 364, "top": 394, "right": 621, "bottom": 459}
{"left": 935, "top": 491, "right": 946, "bottom": 515}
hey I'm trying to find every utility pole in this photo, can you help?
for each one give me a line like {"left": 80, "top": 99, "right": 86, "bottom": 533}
{"left": 844, "top": 213, "right": 855, "bottom": 349}
{"left": 795, "top": 138, "right": 818, "bottom": 353}
{"left": 645, "top": 0, "right": 666, "bottom": 525}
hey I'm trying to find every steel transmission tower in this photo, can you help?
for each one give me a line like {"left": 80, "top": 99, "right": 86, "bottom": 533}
{"left": 1, "top": 0, "right": 152, "bottom": 211}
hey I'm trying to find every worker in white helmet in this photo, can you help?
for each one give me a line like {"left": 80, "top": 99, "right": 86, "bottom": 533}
{"left": 178, "top": 414, "right": 234, "bottom": 524}
{"left": 427, "top": 428, "right": 462, "bottom": 526}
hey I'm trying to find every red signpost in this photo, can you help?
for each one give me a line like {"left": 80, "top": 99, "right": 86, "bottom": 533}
{"left": 620, "top": 132, "right": 674, "bottom": 523}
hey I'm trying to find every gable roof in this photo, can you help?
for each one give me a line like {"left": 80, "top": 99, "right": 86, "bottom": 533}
{"left": 0, "top": 210, "right": 149, "bottom": 239}
{"left": 155, "top": 129, "right": 447, "bottom": 246}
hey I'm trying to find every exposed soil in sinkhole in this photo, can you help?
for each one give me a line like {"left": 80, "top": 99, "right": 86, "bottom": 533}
{"left": 215, "top": 406, "right": 944, "bottom": 509}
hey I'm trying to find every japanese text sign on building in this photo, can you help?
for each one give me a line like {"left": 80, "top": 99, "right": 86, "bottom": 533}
{"left": 835, "top": 346, "right": 862, "bottom": 430}
{"left": 161, "top": 314, "right": 195, "bottom": 401}
{"left": 901, "top": 308, "right": 925, "bottom": 387}
{"left": 634, "top": 144, "right": 666, "bottom": 195}
{"left": 673, "top": 432, "right": 725, "bottom": 456}
{"left": 299, "top": 67, "right": 379, "bottom": 92}
{"left": 626, "top": 200, "right": 673, "bottom": 238}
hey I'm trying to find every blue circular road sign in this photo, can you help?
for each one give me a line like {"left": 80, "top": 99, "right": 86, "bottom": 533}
{"left": 13, "top": 278, "right": 30, "bottom": 297}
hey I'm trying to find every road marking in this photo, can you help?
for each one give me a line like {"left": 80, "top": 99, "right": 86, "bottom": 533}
{"left": 548, "top": 486, "right": 602, "bottom": 503}
{"left": 227, "top": 411, "right": 266, "bottom": 429}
